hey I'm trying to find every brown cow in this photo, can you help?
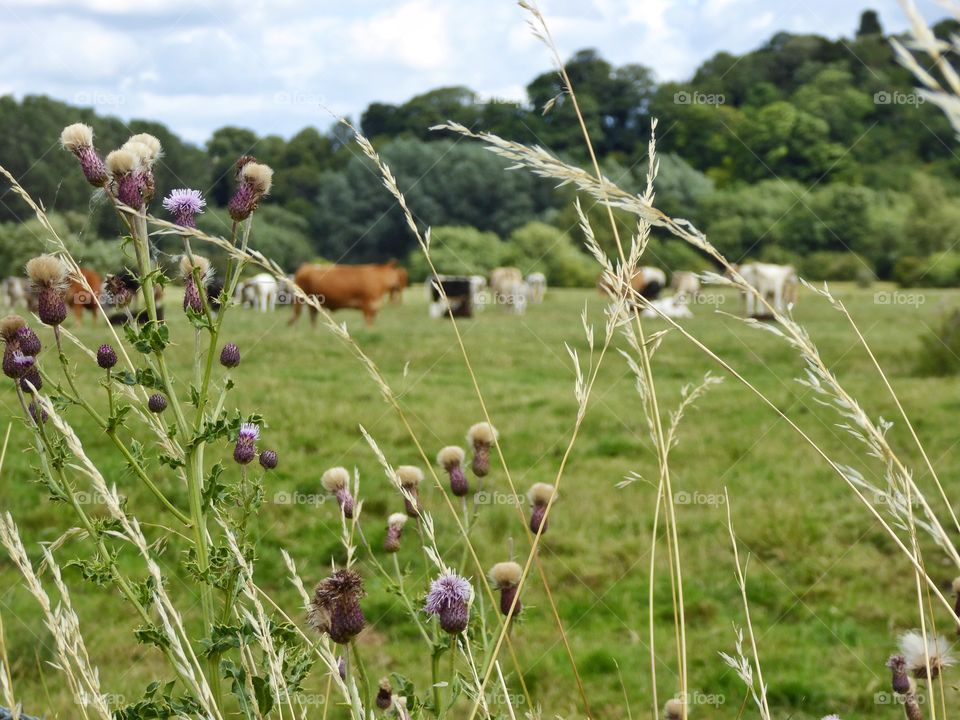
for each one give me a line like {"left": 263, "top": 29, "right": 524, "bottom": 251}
{"left": 388, "top": 266, "right": 408, "bottom": 304}
{"left": 66, "top": 267, "right": 102, "bottom": 325}
{"left": 289, "top": 262, "right": 398, "bottom": 327}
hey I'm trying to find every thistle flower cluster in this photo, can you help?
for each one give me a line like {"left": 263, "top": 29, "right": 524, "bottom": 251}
{"left": 424, "top": 572, "right": 472, "bottom": 634}
{"left": 527, "top": 482, "right": 557, "bottom": 535}
{"left": 1, "top": 316, "right": 42, "bottom": 391}
{"left": 437, "top": 445, "right": 468, "bottom": 496}
{"left": 104, "top": 133, "right": 163, "bottom": 209}
{"left": 322, "top": 467, "right": 356, "bottom": 518}
{"left": 396, "top": 465, "right": 423, "bottom": 517}
{"left": 96, "top": 343, "right": 117, "bottom": 370}
{"left": 308, "top": 569, "right": 365, "bottom": 644}
{"left": 60, "top": 123, "right": 108, "bottom": 187}
{"left": 180, "top": 254, "right": 212, "bottom": 315}
{"left": 25, "top": 255, "right": 69, "bottom": 327}
{"left": 228, "top": 156, "right": 273, "bottom": 221}
{"left": 466, "top": 422, "right": 498, "bottom": 477}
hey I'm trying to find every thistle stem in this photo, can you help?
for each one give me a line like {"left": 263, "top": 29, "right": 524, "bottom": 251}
{"left": 349, "top": 639, "right": 371, "bottom": 713}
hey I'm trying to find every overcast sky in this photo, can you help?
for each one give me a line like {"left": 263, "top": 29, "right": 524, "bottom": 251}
{"left": 0, "top": 0, "right": 943, "bottom": 144}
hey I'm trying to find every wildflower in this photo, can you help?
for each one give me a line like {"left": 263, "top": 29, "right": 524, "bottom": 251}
{"left": 437, "top": 446, "right": 468, "bottom": 496}
{"left": 162, "top": 188, "right": 206, "bottom": 228}
{"left": 104, "top": 271, "right": 137, "bottom": 308}
{"left": 663, "top": 698, "right": 683, "bottom": 720}
{"left": 60, "top": 123, "right": 108, "bottom": 187}
{"left": 887, "top": 655, "right": 911, "bottom": 695}
{"left": 376, "top": 678, "right": 393, "bottom": 710}
{"left": 4, "top": 350, "right": 33, "bottom": 379}
{"left": 466, "top": 422, "right": 498, "bottom": 477}
{"left": 25, "top": 255, "right": 68, "bottom": 326}
{"left": 105, "top": 148, "right": 143, "bottom": 209}
{"left": 309, "top": 569, "right": 365, "bottom": 644}
{"left": 898, "top": 630, "right": 955, "bottom": 679}
{"left": 321, "top": 467, "right": 355, "bottom": 519}
{"left": 396, "top": 465, "right": 423, "bottom": 517}
{"left": 0, "top": 315, "right": 26, "bottom": 342}
{"left": 228, "top": 159, "right": 273, "bottom": 221}
{"left": 219, "top": 342, "right": 241, "bottom": 368}
{"left": 122, "top": 134, "right": 162, "bottom": 204}
{"left": 489, "top": 561, "right": 523, "bottom": 617}
{"left": 424, "top": 572, "right": 472, "bottom": 634}
{"left": 527, "top": 482, "right": 557, "bottom": 535}
{"left": 180, "top": 254, "right": 212, "bottom": 315}
{"left": 259, "top": 449, "right": 278, "bottom": 470}
{"left": 14, "top": 326, "right": 41, "bottom": 357}
{"left": 19, "top": 366, "right": 42, "bottom": 392}
{"left": 148, "top": 393, "right": 167, "bottom": 414}
{"left": 97, "top": 343, "right": 117, "bottom": 370}
{"left": 28, "top": 400, "right": 47, "bottom": 424}
{"left": 234, "top": 423, "right": 259, "bottom": 465}
{"left": 383, "top": 512, "right": 407, "bottom": 553}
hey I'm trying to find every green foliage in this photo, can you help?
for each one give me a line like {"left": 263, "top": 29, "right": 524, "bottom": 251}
{"left": 917, "top": 308, "right": 960, "bottom": 375}
{"left": 799, "top": 251, "right": 874, "bottom": 281}
{"left": 503, "top": 221, "right": 597, "bottom": 287}
{"left": 405, "top": 226, "right": 505, "bottom": 280}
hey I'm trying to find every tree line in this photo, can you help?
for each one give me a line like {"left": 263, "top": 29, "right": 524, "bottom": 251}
{"left": 2, "top": 10, "right": 960, "bottom": 285}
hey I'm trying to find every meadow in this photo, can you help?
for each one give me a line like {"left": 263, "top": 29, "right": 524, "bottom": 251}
{"left": 0, "top": 281, "right": 955, "bottom": 719}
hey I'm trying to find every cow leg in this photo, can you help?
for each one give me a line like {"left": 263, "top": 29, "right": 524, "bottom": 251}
{"left": 362, "top": 302, "right": 377, "bottom": 327}
{"left": 289, "top": 300, "right": 302, "bottom": 326}
{"left": 308, "top": 305, "right": 318, "bottom": 327}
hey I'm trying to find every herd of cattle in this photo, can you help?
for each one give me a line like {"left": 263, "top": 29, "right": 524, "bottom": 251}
{"left": 0, "top": 260, "right": 800, "bottom": 326}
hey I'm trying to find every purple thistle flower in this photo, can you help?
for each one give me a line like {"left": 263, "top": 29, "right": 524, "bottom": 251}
{"left": 14, "top": 326, "right": 41, "bottom": 356}
{"left": 887, "top": 655, "right": 910, "bottom": 694}
{"left": 162, "top": 188, "right": 206, "bottom": 228}
{"left": 148, "top": 393, "right": 167, "bottom": 413}
{"left": 116, "top": 172, "right": 143, "bottom": 209}
{"left": 36, "top": 287, "right": 67, "bottom": 327}
{"left": 219, "top": 342, "right": 241, "bottom": 368}
{"left": 28, "top": 400, "right": 47, "bottom": 424}
{"left": 259, "top": 449, "right": 278, "bottom": 470}
{"left": 425, "top": 572, "right": 472, "bottom": 634}
{"left": 183, "top": 276, "right": 202, "bottom": 314}
{"left": 97, "top": 343, "right": 117, "bottom": 369}
{"left": 234, "top": 422, "right": 259, "bottom": 465}
{"left": 10, "top": 351, "right": 34, "bottom": 376}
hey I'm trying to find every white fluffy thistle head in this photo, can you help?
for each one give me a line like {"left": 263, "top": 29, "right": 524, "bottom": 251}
{"left": 488, "top": 561, "right": 523, "bottom": 588}
{"left": 467, "top": 421, "right": 498, "bottom": 447}
{"left": 396, "top": 465, "right": 423, "bottom": 488}
{"left": 60, "top": 123, "right": 93, "bottom": 151}
{"left": 105, "top": 148, "right": 138, "bottom": 176}
{"left": 25, "top": 254, "right": 68, "bottom": 288}
{"left": 123, "top": 133, "right": 162, "bottom": 165}
{"left": 387, "top": 512, "right": 408, "bottom": 529}
{"left": 898, "top": 630, "right": 955, "bottom": 675}
{"left": 527, "top": 482, "right": 556, "bottom": 506}
{"left": 437, "top": 445, "right": 465, "bottom": 467}
{"left": 321, "top": 467, "right": 350, "bottom": 492}
{"left": 179, "top": 254, "right": 211, "bottom": 279}
{"left": 241, "top": 162, "right": 273, "bottom": 195}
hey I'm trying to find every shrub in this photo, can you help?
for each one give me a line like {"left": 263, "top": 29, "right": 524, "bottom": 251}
{"left": 799, "top": 252, "right": 874, "bottom": 282}
{"left": 504, "top": 221, "right": 598, "bottom": 287}
{"left": 917, "top": 308, "right": 960, "bottom": 375}
{"left": 405, "top": 225, "right": 506, "bottom": 280}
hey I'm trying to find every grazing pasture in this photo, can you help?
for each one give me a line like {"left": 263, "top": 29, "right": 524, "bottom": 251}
{"left": 0, "top": 282, "right": 956, "bottom": 718}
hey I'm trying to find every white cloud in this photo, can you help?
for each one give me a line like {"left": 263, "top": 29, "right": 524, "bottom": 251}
{"left": 349, "top": 0, "right": 453, "bottom": 71}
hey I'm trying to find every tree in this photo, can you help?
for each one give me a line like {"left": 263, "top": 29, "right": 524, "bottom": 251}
{"left": 405, "top": 226, "right": 505, "bottom": 280}
{"left": 857, "top": 10, "right": 883, "bottom": 37}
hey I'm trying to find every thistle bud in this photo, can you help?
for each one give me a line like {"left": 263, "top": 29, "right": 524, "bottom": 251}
{"left": 376, "top": 678, "right": 393, "bottom": 710}
{"left": 425, "top": 572, "right": 472, "bottom": 635}
{"left": 60, "top": 123, "right": 108, "bottom": 187}
{"left": 220, "top": 342, "right": 241, "bottom": 368}
{"left": 228, "top": 160, "right": 273, "bottom": 221}
{"left": 180, "top": 255, "right": 212, "bottom": 315}
{"left": 105, "top": 148, "right": 143, "bottom": 209}
{"left": 489, "top": 561, "right": 523, "bottom": 617}
{"left": 148, "top": 393, "right": 167, "bottom": 414}
{"left": 527, "top": 483, "right": 557, "bottom": 535}
{"left": 887, "top": 655, "right": 910, "bottom": 695}
{"left": 25, "top": 255, "right": 68, "bottom": 327}
{"left": 19, "top": 366, "right": 42, "bottom": 392}
{"left": 259, "top": 449, "right": 278, "bottom": 470}
{"left": 466, "top": 422, "right": 498, "bottom": 477}
{"left": 384, "top": 513, "right": 407, "bottom": 553}
{"left": 3, "top": 349, "right": 33, "bottom": 380}
{"left": 234, "top": 423, "right": 259, "bottom": 465}
{"left": 97, "top": 343, "right": 118, "bottom": 369}
{"left": 321, "top": 467, "right": 355, "bottom": 519}
{"left": 14, "top": 326, "right": 41, "bottom": 356}
{"left": 308, "top": 569, "right": 365, "bottom": 644}
{"left": 396, "top": 465, "right": 423, "bottom": 517}
{"left": 28, "top": 400, "right": 47, "bottom": 425}
{"left": 437, "top": 446, "right": 468, "bottom": 497}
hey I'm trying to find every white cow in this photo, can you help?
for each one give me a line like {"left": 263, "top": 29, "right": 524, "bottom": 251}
{"left": 670, "top": 271, "right": 701, "bottom": 300}
{"left": 526, "top": 272, "right": 546, "bottom": 303}
{"left": 737, "top": 263, "right": 798, "bottom": 318}
{"left": 641, "top": 295, "right": 693, "bottom": 319}
{"left": 237, "top": 273, "right": 279, "bottom": 312}
{"left": 469, "top": 275, "right": 488, "bottom": 312}
{"left": 1, "top": 277, "right": 29, "bottom": 308}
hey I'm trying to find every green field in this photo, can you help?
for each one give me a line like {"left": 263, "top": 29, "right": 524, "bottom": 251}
{"left": 1, "top": 283, "right": 957, "bottom": 719}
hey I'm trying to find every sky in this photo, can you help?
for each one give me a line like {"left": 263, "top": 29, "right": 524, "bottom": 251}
{"left": 0, "top": 0, "right": 945, "bottom": 144}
